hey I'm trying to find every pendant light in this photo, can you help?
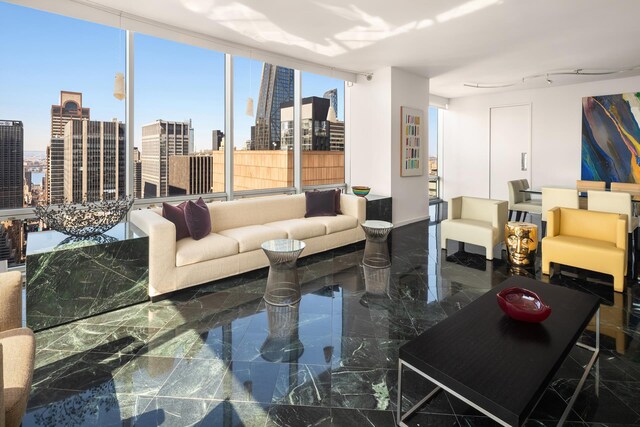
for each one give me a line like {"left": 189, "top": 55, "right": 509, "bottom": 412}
{"left": 113, "top": 72, "right": 125, "bottom": 100}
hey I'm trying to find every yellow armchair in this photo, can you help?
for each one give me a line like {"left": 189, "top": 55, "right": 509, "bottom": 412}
{"left": 542, "top": 207, "right": 627, "bottom": 292}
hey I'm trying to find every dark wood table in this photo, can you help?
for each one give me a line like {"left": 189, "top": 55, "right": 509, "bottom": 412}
{"left": 397, "top": 276, "right": 600, "bottom": 427}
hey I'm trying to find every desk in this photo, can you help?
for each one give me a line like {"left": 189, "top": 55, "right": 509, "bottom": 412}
{"left": 397, "top": 276, "right": 600, "bottom": 427}
{"left": 26, "top": 222, "right": 149, "bottom": 331}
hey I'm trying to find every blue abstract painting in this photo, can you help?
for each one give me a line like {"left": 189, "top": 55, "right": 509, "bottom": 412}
{"left": 582, "top": 93, "right": 640, "bottom": 183}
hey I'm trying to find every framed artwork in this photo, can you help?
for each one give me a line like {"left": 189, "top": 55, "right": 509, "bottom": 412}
{"left": 581, "top": 92, "right": 640, "bottom": 183}
{"left": 401, "top": 106, "right": 423, "bottom": 176}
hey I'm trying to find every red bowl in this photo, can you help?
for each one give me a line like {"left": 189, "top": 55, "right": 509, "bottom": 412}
{"left": 496, "top": 287, "right": 551, "bottom": 323}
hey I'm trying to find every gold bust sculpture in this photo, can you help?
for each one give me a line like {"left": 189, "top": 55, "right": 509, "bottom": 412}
{"left": 505, "top": 222, "right": 538, "bottom": 267}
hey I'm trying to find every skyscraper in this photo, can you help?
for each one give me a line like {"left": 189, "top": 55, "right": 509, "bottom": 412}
{"left": 133, "top": 147, "right": 142, "bottom": 199}
{"left": 63, "top": 119, "right": 126, "bottom": 203}
{"left": 212, "top": 130, "right": 224, "bottom": 151}
{"left": 253, "top": 64, "right": 294, "bottom": 150}
{"left": 323, "top": 88, "right": 338, "bottom": 117}
{"left": 169, "top": 154, "right": 213, "bottom": 195}
{"left": 0, "top": 120, "right": 24, "bottom": 209}
{"left": 141, "top": 120, "right": 192, "bottom": 197}
{"left": 280, "top": 97, "right": 331, "bottom": 151}
{"left": 48, "top": 91, "right": 90, "bottom": 203}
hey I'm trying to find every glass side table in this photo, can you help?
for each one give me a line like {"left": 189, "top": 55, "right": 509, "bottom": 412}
{"left": 261, "top": 239, "right": 306, "bottom": 306}
{"left": 260, "top": 302, "right": 304, "bottom": 362}
{"left": 361, "top": 220, "right": 394, "bottom": 268}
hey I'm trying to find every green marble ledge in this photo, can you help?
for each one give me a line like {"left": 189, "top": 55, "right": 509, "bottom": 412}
{"left": 26, "top": 223, "right": 149, "bottom": 331}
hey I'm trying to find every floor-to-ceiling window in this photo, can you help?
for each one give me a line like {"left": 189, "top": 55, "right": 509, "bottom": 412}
{"left": 428, "top": 106, "right": 442, "bottom": 201}
{"left": 301, "top": 72, "right": 346, "bottom": 188}
{"left": 0, "top": 1, "right": 124, "bottom": 267}
{"left": 233, "top": 57, "right": 295, "bottom": 192}
{"left": 135, "top": 34, "right": 225, "bottom": 200}
{"left": 0, "top": 1, "right": 350, "bottom": 269}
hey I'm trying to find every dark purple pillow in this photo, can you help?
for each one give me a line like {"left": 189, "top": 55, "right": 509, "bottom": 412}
{"left": 184, "top": 197, "right": 211, "bottom": 240}
{"left": 305, "top": 190, "right": 337, "bottom": 218}
{"left": 162, "top": 201, "right": 190, "bottom": 240}
{"left": 334, "top": 188, "right": 342, "bottom": 215}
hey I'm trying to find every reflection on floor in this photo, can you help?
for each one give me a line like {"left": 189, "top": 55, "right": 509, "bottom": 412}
{"left": 24, "top": 219, "right": 640, "bottom": 426}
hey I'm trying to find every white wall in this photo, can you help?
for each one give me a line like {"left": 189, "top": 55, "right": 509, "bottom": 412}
{"left": 390, "top": 68, "right": 430, "bottom": 225}
{"left": 443, "top": 75, "right": 640, "bottom": 200}
{"left": 349, "top": 67, "right": 393, "bottom": 197}
{"left": 349, "top": 67, "right": 430, "bottom": 226}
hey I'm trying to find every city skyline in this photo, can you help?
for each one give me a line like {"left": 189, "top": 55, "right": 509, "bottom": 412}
{"left": 0, "top": 1, "right": 345, "bottom": 153}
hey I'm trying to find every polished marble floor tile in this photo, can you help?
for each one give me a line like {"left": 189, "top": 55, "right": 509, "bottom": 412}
{"left": 25, "top": 219, "right": 640, "bottom": 426}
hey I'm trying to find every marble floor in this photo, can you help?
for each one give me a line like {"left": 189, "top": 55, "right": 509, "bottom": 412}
{"left": 24, "top": 215, "right": 640, "bottom": 426}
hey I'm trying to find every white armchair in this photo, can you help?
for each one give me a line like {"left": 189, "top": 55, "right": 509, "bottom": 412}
{"left": 440, "top": 196, "right": 509, "bottom": 260}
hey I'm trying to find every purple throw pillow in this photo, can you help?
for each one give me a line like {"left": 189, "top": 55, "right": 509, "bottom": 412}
{"left": 184, "top": 197, "right": 212, "bottom": 240}
{"left": 162, "top": 201, "right": 190, "bottom": 240}
{"left": 335, "top": 188, "right": 342, "bottom": 215}
{"left": 305, "top": 190, "right": 337, "bottom": 218}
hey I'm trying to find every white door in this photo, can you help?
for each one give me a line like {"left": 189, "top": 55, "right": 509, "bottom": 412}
{"left": 489, "top": 104, "right": 531, "bottom": 200}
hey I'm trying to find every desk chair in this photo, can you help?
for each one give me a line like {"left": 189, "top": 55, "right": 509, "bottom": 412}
{"left": 541, "top": 187, "right": 579, "bottom": 236}
{"left": 588, "top": 190, "right": 639, "bottom": 275}
{"left": 577, "top": 180, "right": 605, "bottom": 209}
{"left": 507, "top": 180, "right": 541, "bottom": 222}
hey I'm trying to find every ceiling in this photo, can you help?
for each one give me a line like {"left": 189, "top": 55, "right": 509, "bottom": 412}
{"left": 75, "top": 0, "right": 640, "bottom": 97}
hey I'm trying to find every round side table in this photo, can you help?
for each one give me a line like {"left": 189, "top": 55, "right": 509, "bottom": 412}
{"left": 504, "top": 221, "right": 538, "bottom": 268}
{"left": 261, "top": 239, "right": 306, "bottom": 306}
{"left": 260, "top": 303, "right": 304, "bottom": 362}
{"left": 361, "top": 220, "right": 394, "bottom": 268}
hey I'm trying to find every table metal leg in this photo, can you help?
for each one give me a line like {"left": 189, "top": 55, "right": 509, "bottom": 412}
{"left": 559, "top": 308, "right": 600, "bottom": 426}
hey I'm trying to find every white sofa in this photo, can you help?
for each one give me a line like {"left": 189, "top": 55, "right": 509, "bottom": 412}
{"left": 440, "top": 196, "right": 508, "bottom": 260}
{"left": 130, "top": 193, "right": 366, "bottom": 299}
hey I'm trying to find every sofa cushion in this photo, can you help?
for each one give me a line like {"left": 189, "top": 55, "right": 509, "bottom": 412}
{"left": 219, "top": 225, "right": 288, "bottom": 253}
{"left": 176, "top": 233, "right": 239, "bottom": 267}
{"left": 265, "top": 219, "right": 326, "bottom": 240}
{"left": 305, "top": 190, "right": 337, "bottom": 217}
{"left": 0, "top": 327, "right": 35, "bottom": 427}
{"left": 184, "top": 197, "right": 212, "bottom": 240}
{"left": 305, "top": 215, "right": 358, "bottom": 234}
{"left": 162, "top": 201, "right": 190, "bottom": 240}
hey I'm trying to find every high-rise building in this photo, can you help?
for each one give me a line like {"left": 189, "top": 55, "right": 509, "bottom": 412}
{"left": 0, "top": 120, "right": 24, "bottom": 209}
{"left": 212, "top": 130, "right": 224, "bottom": 151}
{"left": 169, "top": 154, "right": 213, "bottom": 195}
{"left": 48, "top": 91, "right": 90, "bottom": 203}
{"left": 253, "top": 64, "right": 294, "bottom": 150}
{"left": 328, "top": 120, "right": 345, "bottom": 151}
{"left": 280, "top": 97, "right": 332, "bottom": 151}
{"left": 323, "top": 88, "right": 338, "bottom": 117}
{"left": 141, "top": 120, "right": 192, "bottom": 198}
{"left": 63, "top": 119, "right": 126, "bottom": 203}
{"left": 133, "top": 147, "right": 142, "bottom": 199}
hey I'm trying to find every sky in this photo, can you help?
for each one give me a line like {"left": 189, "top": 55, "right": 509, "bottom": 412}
{"left": 0, "top": 1, "right": 345, "bottom": 152}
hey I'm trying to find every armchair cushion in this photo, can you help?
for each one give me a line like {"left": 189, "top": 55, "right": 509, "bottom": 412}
{"left": 542, "top": 207, "right": 627, "bottom": 292}
{"left": 0, "top": 272, "right": 21, "bottom": 332}
{"left": 0, "top": 328, "right": 35, "bottom": 427}
{"left": 441, "top": 196, "right": 508, "bottom": 260}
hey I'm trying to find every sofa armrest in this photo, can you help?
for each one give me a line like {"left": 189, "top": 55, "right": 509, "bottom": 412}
{"left": 547, "top": 207, "right": 561, "bottom": 238}
{"left": 340, "top": 194, "right": 366, "bottom": 224}
{"left": 0, "top": 271, "right": 22, "bottom": 332}
{"left": 448, "top": 197, "right": 462, "bottom": 220}
{"left": 493, "top": 201, "right": 509, "bottom": 241}
{"left": 616, "top": 214, "right": 628, "bottom": 251}
{"left": 0, "top": 343, "right": 4, "bottom": 427}
{"left": 130, "top": 209, "right": 177, "bottom": 297}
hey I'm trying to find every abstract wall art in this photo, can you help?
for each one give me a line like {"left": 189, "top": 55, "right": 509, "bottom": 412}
{"left": 582, "top": 93, "right": 640, "bottom": 183}
{"left": 401, "top": 106, "right": 423, "bottom": 177}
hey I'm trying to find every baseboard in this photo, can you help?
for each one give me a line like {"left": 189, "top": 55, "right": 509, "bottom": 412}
{"left": 393, "top": 215, "right": 430, "bottom": 227}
